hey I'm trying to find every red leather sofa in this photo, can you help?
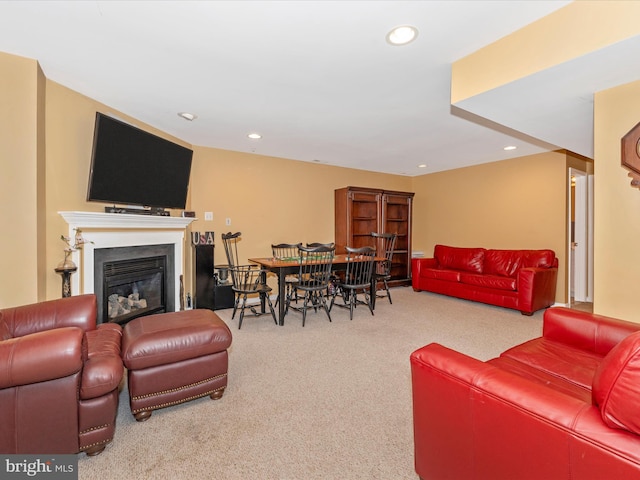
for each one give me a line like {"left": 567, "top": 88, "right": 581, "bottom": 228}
{"left": 0, "top": 294, "right": 124, "bottom": 456}
{"left": 411, "top": 307, "right": 640, "bottom": 480}
{"left": 412, "top": 244, "right": 558, "bottom": 315}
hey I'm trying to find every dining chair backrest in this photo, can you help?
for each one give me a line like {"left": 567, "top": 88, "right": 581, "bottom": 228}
{"left": 272, "top": 243, "right": 302, "bottom": 261}
{"left": 343, "top": 246, "right": 376, "bottom": 289}
{"left": 297, "top": 245, "right": 335, "bottom": 292}
{"left": 221, "top": 232, "right": 242, "bottom": 269}
{"left": 371, "top": 232, "right": 397, "bottom": 277}
{"left": 306, "top": 242, "right": 335, "bottom": 249}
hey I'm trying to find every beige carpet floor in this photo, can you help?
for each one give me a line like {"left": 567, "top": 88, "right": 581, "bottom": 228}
{"left": 78, "top": 288, "right": 544, "bottom": 480}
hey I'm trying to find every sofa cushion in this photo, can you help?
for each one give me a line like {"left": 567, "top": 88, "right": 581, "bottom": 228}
{"left": 0, "top": 312, "right": 11, "bottom": 340}
{"left": 483, "top": 249, "right": 556, "bottom": 277}
{"left": 434, "top": 245, "right": 485, "bottom": 274}
{"left": 484, "top": 250, "right": 524, "bottom": 277}
{"left": 459, "top": 273, "right": 517, "bottom": 291}
{"left": 593, "top": 330, "right": 640, "bottom": 435}
{"left": 488, "top": 356, "right": 592, "bottom": 403}
{"left": 521, "top": 250, "right": 556, "bottom": 268}
{"left": 422, "top": 268, "right": 461, "bottom": 282}
{"left": 500, "top": 337, "right": 603, "bottom": 390}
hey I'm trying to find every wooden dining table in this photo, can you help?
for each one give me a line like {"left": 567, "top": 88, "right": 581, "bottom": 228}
{"left": 249, "top": 253, "right": 385, "bottom": 326}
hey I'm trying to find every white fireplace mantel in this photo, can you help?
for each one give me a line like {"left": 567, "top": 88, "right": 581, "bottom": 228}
{"left": 59, "top": 211, "right": 195, "bottom": 230}
{"left": 59, "top": 211, "right": 196, "bottom": 308}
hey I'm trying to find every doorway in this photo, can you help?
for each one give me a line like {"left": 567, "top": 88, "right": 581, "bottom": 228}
{"left": 568, "top": 168, "right": 593, "bottom": 310}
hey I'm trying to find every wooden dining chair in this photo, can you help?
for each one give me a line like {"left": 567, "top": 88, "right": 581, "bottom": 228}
{"left": 221, "top": 232, "right": 277, "bottom": 329}
{"left": 306, "top": 242, "right": 337, "bottom": 295}
{"left": 288, "top": 244, "right": 335, "bottom": 326}
{"left": 271, "top": 243, "right": 302, "bottom": 313}
{"left": 330, "top": 246, "right": 376, "bottom": 320}
{"left": 371, "top": 232, "right": 397, "bottom": 304}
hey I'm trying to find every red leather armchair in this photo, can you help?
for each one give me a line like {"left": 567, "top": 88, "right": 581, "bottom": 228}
{"left": 411, "top": 307, "right": 640, "bottom": 479}
{"left": 0, "top": 294, "right": 124, "bottom": 456}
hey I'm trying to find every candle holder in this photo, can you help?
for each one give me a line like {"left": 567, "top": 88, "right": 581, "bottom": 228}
{"left": 55, "top": 262, "right": 78, "bottom": 298}
{"left": 56, "top": 228, "right": 92, "bottom": 298}
{"left": 55, "top": 253, "right": 78, "bottom": 298}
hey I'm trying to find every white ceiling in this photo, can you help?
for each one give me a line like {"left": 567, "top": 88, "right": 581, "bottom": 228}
{"left": 3, "top": 0, "right": 631, "bottom": 176}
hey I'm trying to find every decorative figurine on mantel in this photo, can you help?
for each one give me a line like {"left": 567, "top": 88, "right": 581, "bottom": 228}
{"left": 55, "top": 228, "right": 93, "bottom": 297}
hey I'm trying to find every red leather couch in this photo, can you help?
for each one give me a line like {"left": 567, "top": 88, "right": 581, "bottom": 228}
{"left": 0, "top": 295, "right": 124, "bottom": 455}
{"left": 412, "top": 244, "right": 558, "bottom": 315}
{"left": 410, "top": 307, "right": 640, "bottom": 480}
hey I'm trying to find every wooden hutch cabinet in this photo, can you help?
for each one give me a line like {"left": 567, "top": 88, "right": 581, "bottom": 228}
{"left": 334, "top": 186, "right": 414, "bottom": 286}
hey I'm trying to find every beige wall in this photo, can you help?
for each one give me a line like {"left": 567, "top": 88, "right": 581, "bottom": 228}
{"left": 0, "top": 50, "right": 574, "bottom": 309}
{"left": 189, "top": 147, "right": 412, "bottom": 258}
{"left": 188, "top": 146, "right": 412, "bottom": 291}
{"left": 0, "top": 52, "right": 43, "bottom": 306}
{"left": 1, "top": 62, "right": 412, "bottom": 306}
{"left": 594, "top": 79, "right": 640, "bottom": 321}
{"left": 450, "top": 0, "right": 640, "bottom": 321}
{"left": 2, "top": 4, "right": 639, "bottom": 318}
{"left": 412, "top": 151, "right": 568, "bottom": 303}
{"left": 0, "top": 50, "right": 597, "bottom": 313}
{"left": 452, "top": 1, "right": 640, "bottom": 104}
{"left": 43, "top": 80, "right": 194, "bottom": 301}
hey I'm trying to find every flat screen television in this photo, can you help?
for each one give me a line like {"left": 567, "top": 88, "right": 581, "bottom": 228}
{"left": 87, "top": 112, "right": 193, "bottom": 210}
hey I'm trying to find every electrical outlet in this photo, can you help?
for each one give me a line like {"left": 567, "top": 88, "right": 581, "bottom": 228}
{"left": 225, "top": 218, "right": 231, "bottom": 226}
{"left": 204, "top": 212, "right": 213, "bottom": 221}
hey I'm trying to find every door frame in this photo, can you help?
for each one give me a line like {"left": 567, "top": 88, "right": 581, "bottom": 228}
{"left": 568, "top": 168, "right": 594, "bottom": 303}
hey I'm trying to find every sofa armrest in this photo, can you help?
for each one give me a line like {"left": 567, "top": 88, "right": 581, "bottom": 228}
{"left": 80, "top": 323, "right": 124, "bottom": 400}
{"left": 411, "top": 343, "right": 585, "bottom": 479}
{"left": 411, "top": 257, "right": 437, "bottom": 290}
{"left": 1, "top": 294, "right": 97, "bottom": 337}
{"left": 0, "top": 327, "right": 84, "bottom": 388}
{"left": 543, "top": 307, "right": 640, "bottom": 355}
{"left": 411, "top": 342, "right": 591, "bottom": 433}
{"left": 516, "top": 266, "right": 558, "bottom": 314}
{"left": 410, "top": 343, "right": 640, "bottom": 479}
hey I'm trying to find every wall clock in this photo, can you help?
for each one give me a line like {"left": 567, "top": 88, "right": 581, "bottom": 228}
{"left": 621, "top": 121, "right": 640, "bottom": 188}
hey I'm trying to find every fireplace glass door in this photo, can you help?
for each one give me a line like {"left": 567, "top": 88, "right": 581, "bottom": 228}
{"left": 102, "top": 256, "right": 166, "bottom": 324}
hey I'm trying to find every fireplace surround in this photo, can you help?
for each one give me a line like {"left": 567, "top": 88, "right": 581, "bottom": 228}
{"left": 59, "top": 211, "right": 195, "bottom": 315}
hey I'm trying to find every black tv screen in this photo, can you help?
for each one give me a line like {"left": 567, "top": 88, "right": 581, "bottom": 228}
{"left": 87, "top": 113, "right": 193, "bottom": 210}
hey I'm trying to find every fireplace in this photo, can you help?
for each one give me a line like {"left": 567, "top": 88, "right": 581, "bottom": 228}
{"left": 94, "top": 244, "right": 175, "bottom": 324}
{"left": 58, "top": 211, "right": 195, "bottom": 320}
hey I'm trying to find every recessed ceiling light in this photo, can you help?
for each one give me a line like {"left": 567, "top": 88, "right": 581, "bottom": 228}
{"left": 248, "top": 133, "right": 262, "bottom": 139}
{"left": 386, "top": 25, "right": 418, "bottom": 46}
{"left": 178, "top": 112, "right": 197, "bottom": 121}
{"left": 503, "top": 145, "right": 517, "bottom": 151}
{"left": 418, "top": 164, "right": 427, "bottom": 168}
